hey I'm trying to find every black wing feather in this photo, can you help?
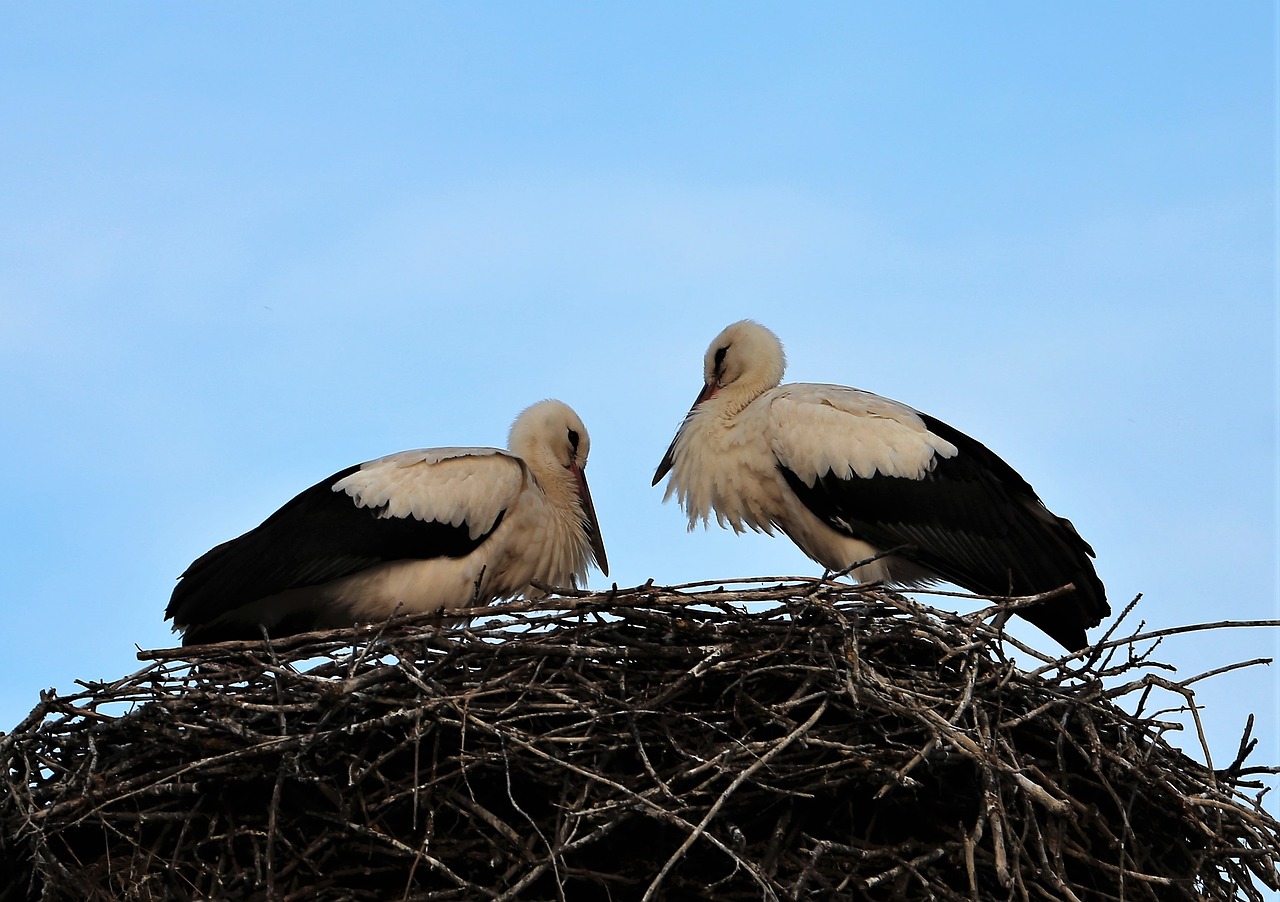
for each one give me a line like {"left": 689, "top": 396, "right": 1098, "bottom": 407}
{"left": 781, "top": 413, "right": 1108, "bottom": 650}
{"left": 166, "top": 464, "right": 500, "bottom": 638}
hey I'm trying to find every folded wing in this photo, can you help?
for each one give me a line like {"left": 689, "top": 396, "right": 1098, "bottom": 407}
{"left": 769, "top": 388, "right": 1108, "bottom": 649}
{"left": 166, "top": 449, "right": 524, "bottom": 634}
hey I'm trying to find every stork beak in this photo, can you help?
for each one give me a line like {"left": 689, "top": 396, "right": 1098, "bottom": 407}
{"left": 652, "top": 381, "right": 719, "bottom": 486}
{"left": 572, "top": 464, "right": 609, "bottom": 577}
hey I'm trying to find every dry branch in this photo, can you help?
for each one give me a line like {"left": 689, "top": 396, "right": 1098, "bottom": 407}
{"left": 1, "top": 579, "right": 1277, "bottom": 901}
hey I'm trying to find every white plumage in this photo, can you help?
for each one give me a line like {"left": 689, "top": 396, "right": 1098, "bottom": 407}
{"left": 653, "top": 320, "right": 1108, "bottom": 650}
{"left": 168, "top": 400, "right": 608, "bottom": 645}
{"left": 334, "top": 448, "right": 520, "bottom": 539}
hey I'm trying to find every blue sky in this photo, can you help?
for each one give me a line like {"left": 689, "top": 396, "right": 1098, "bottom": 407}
{"left": 2, "top": 2, "right": 1276, "bottom": 806}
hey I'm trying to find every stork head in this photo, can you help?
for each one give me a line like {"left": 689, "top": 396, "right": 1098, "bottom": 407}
{"left": 653, "top": 320, "right": 788, "bottom": 486}
{"left": 702, "top": 320, "right": 788, "bottom": 405}
{"left": 509, "top": 399, "right": 592, "bottom": 472}
{"left": 509, "top": 400, "right": 609, "bottom": 577}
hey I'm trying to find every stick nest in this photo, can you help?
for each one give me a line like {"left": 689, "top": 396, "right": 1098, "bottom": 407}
{"left": 2, "top": 579, "right": 1277, "bottom": 901}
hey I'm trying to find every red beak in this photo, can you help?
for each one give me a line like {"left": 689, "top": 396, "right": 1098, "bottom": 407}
{"left": 571, "top": 463, "right": 608, "bottom": 576}
{"left": 653, "top": 381, "right": 718, "bottom": 486}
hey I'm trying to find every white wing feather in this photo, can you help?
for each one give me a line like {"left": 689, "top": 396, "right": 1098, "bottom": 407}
{"left": 768, "top": 385, "right": 958, "bottom": 485}
{"left": 332, "top": 448, "right": 526, "bottom": 539}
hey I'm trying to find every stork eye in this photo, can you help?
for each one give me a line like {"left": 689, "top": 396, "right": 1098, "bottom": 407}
{"left": 713, "top": 346, "right": 728, "bottom": 373}
{"left": 567, "top": 429, "right": 580, "bottom": 451}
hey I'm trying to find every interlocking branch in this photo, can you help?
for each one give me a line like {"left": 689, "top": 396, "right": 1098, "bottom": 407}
{"left": 2, "top": 580, "right": 1276, "bottom": 901}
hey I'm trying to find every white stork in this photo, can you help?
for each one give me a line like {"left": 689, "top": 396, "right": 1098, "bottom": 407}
{"left": 652, "top": 320, "right": 1108, "bottom": 650}
{"left": 167, "top": 399, "right": 608, "bottom": 645}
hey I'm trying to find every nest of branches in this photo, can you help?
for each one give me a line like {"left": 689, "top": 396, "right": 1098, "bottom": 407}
{"left": 2, "top": 579, "right": 1277, "bottom": 901}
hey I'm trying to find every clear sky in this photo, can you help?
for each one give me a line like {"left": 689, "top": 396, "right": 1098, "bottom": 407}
{"left": 2, "top": 3, "right": 1276, "bottom": 807}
